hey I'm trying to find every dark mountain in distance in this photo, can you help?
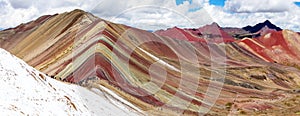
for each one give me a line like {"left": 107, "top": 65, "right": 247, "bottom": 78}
{"left": 242, "top": 20, "right": 282, "bottom": 33}
{"left": 154, "top": 20, "right": 284, "bottom": 40}
{"left": 146, "top": 30, "right": 154, "bottom": 32}
{"left": 154, "top": 20, "right": 285, "bottom": 41}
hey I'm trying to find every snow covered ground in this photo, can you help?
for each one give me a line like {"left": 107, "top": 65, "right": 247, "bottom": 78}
{"left": 0, "top": 48, "right": 141, "bottom": 115}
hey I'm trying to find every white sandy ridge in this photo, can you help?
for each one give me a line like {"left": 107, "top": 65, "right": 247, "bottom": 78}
{"left": 0, "top": 48, "right": 141, "bottom": 116}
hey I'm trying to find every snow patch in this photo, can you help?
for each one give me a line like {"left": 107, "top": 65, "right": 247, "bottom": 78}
{"left": 0, "top": 48, "right": 141, "bottom": 115}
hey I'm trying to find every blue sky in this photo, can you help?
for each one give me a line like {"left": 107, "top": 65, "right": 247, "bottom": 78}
{"left": 176, "top": 0, "right": 226, "bottom": 6}
{"left": 175, "top": 0, "right": 192, "bottom": 5}
{"left": 209, "top": 0, "right": 225, "bottom": 6}
{"left": 295, "top": 2, "right": 300, "bottom": 6}
{"left": 176, "top": 0, "right": 225, "bottom": 12}
{"left": 176, "top": 0, "right": 300, "bottom": 7}
{"left": 176, "top": 0, "right": 225, "bottom": 6}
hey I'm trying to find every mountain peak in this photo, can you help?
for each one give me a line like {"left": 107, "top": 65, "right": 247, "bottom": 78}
{"left": 204, "top": 22, "right": 220, "bottom": 28}
{"left": 70, "top": 9, "right": 86, "bottom": 13}
{"left": 211, "top": 22, "right": 219, "bottom": 26}
{"left": 264, "top": 20, "right": 271, "bottom": 24}
{"left": 242, "top": 20, "right": 282, "bottom": 33}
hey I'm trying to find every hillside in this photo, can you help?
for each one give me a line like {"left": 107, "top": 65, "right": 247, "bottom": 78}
{"left": 0, "top": 9, "right": 300, "bottom": 115}
{"left": 0, "top": 48, "right": 141, "bottom": 115}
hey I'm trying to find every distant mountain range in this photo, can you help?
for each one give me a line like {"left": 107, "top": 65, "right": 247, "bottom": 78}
{"left": 243, "top": 20, "right": 282, "bottom": 33}
{"left": 155, "top": 19, "right": 287, "bottom": 42}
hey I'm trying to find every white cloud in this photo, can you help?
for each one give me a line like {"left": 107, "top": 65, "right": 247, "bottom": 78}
{"left": 0, "top": 0, "right": 209, "bottom": 31}
{"left": 224, "top": 0, "right": 296, "bottom": 13}
{"left": 0, "top": 0, "right": 300, "bottom": 32}
{"left": 205, "top": 5, "right": 300, "bottom": 31}
{"left": 0, "top": 0, "right": 90, "bottom": 29}
{"left": 0, "top": 0, "right": 39, "bottom": 28}
{"left": 81, "top": 0, "right": 212, "bottom": 30}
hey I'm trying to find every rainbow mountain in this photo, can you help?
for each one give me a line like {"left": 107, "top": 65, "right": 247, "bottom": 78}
{"left": 0, "top": 9, "right": 300, "bottom": 115}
